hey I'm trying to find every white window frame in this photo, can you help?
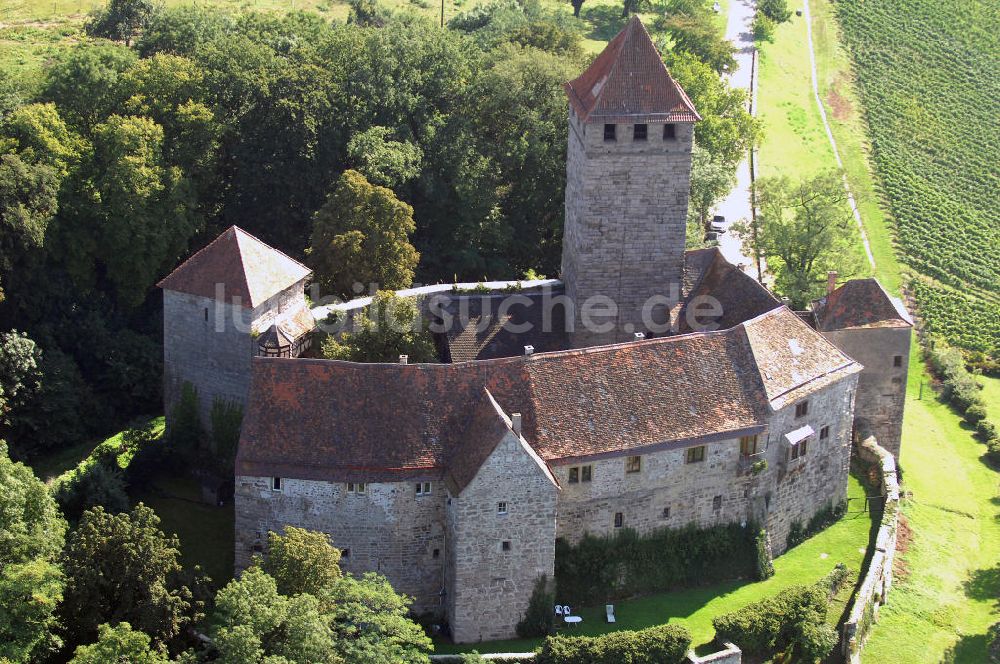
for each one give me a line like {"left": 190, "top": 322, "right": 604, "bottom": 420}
{"left": 497, "top": 501, "right": 508, "bottom": 515}
{"left": 271, "top": 477, "right": 282, "bottom": 492}
{"left": 347, "top": 482, "right": 367, "bottom": 494}
{"left": 415, "top": 481, "right": 432, "bottom": 496}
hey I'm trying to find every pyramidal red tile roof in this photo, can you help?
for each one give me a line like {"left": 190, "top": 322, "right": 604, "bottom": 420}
{"left": 157, "top": 226, "right": 311, "bottom": 308}
{"left": 813, "top": 279, "right": 913, "bottom": 331}
{"left": 565, "top": 16, "right": 700, "bottom": 124}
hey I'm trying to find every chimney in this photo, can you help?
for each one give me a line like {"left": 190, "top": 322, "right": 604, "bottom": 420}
{"left": 398, "top": 354, "right": 408, "bottom": 364}
{"left": 827, "top": 271, "right": 838, "bottom": 295}
{"left": 524, "top": 345, "right": 534, "bottom": 356}
{"left": 511, "top": 413, "right": 522, "bottom": 436}
{"left": 634, "top": 332, "right": 646, "bottom": 341}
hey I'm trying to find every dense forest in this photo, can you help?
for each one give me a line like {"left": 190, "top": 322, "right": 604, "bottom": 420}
{"left": 0, "top": 0, "right": 755, "bottom": 460}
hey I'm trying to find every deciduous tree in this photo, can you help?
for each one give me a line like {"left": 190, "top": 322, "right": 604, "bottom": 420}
{"left": 0, "top": 441, "right": 67, "bottom": 662}
{"left": 86, "top": 0, "right": 158, "bottom": 47}
{"left": 69, "top": 622, "right": 169, "bottom": 664}
{"left": 263, "top": 526, "right": 342, "bottom": 597}
{"left": 688, "top": 144, "right": 736, "bottom": 234}
{"left": 320, "top": 291, "right": 436, "bottom": 364}
{"left": 307, "top": 170, "right": 419, "bottom": 298}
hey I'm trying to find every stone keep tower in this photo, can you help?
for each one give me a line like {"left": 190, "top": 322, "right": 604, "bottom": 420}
{"left": 562, "top": 16, "right": 700, "bottom": 348}
{"left": 158, "top": 226, "right": 314, "bottom": 426}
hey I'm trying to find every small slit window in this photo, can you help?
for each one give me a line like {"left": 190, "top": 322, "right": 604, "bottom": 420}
{"left": 271, "top": 477, "right": 282, "bottom": 491}
{"left": 432, "top": 548, "right": 440, "bottom": 559}
{"left": 204, "top": 307, "right": 209, "bottom": 322}
{"left": 663, "top": 123, "right": 676, "bottom": 140}
{"left": 633, "top": 124, "right": 647, "bottom": 141}
{"left": 661, "top": 506, "right": 670, "bottom": 519}
{"left": 604, "top": 124, "right": 616, "bottom": 141}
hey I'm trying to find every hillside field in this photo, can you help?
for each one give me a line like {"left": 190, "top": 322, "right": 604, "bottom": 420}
{"left": 834, "top": 0, "right": 1000, "bottom": 360}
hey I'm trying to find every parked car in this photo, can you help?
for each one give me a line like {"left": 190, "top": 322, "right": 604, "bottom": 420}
{"left": 710, "top": 215, "right": 726, "bottom": 233}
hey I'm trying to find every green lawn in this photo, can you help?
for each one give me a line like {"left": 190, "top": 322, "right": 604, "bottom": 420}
{"left": 981, "top": 376, "right": 1000, "bottom": 425}
{"left": 133, "top": 474, "right": 236, "bottom": 587}
{"left": 435, "top": 473, "right": 871, "bottom": 654}
{"left": 861, "top": 346, "right": 1000, "bottom": 663}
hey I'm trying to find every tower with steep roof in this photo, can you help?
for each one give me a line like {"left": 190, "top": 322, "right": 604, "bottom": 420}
{"left": 158, "top": 226, "right": 314, "bottom": 426}
{"left": 561, "top": 16, "right": 700, "bottom": 347}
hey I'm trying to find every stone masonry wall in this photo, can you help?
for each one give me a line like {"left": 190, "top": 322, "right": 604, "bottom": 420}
{"left": 234, "top": 475, "right": 448, "bottom": 616}
{"left": 765, "top": 375, "right": 859, "bottom": 554}
{"left": 163, "top": 279, "right": 309, "bottom": 427}
{"left": 447, "top": 430, "right": 558, "bottom": 644}
{"left": 562, "top": 108, "right": 694, "bottom": 347}
{"left": 822, "top": 327, "right": 910, "bottom": 458}
{"left": 553, "top": 373, "right": 859, "bottom": 557}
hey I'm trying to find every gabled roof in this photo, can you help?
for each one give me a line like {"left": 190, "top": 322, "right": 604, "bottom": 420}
{"left": 565, "top": 16, "right": 700, "bottom": 124}
{"left": 678, "top": 248, "right": 781, "bottom": 333}
{"left": 813, "top": 279, "right": 913, "bottom": 331}
{"left": 445, "top": 389, "right": 517, "bottom": 493}
{"left": 158, "top": 226, "right": 311, "bottom": 309}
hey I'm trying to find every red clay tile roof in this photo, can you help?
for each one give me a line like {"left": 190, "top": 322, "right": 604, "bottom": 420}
{"left": 678, "top": 248, "right": 781, "bottom": 333}
{"left": 157, "top": 226, "right": 311, "bottom": 308}
{"left": 236, "top": 306, "right": 858, "bottom": 481}
{"left": 565, "top": 16, "right": 700, "bottom": 124}
{"left": 813, "top": 279, "right": 913, "bottom": 331}
{"left": 742, "top": 307, "right": 859, "bottom": 403}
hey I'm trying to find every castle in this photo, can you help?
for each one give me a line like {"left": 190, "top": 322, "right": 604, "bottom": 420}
{"left": 158, "top": 17, "right": 911, "bottom": 644}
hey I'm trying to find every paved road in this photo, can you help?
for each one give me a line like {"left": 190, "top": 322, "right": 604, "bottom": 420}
{"left": 713, "top": 0, "right": 761, "bottom": 278}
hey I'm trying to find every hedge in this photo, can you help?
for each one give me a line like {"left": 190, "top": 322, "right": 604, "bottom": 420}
{"left": 927, "top": 344, "right": 999, "bottom": 445}
{"left": 555, "top": 523, "right": 758, "bottom": 605}
{"left": 535, "top": 624, "right": 691, "bottom": 664}
{"left": 712, "top": 565, "right": 846, "bottom": 659}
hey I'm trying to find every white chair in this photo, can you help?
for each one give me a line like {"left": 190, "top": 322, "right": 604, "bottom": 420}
{"left": 554, "top": 604, "right": 563, "bottom": 616}
{"left": 606, "top": 604, "right": 616, "bottom": 623}
{"left": 563, "top": 605, "right": 571, "bottom": 616}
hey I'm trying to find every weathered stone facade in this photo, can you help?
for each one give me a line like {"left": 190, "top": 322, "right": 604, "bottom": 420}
{"left": 820, "top": 326, "right": 910, "bottom": 458}
{"left": 562, "top": 109, "right": 695, "bottom": 347}
{"left": 447, "top": 427, "right": 558, "bottom": 643}
{"left": 234, "top": 475, "right": 448, "bottom": 614}
{"left": 162, "top": 278, "right": 310, "bottom": 425}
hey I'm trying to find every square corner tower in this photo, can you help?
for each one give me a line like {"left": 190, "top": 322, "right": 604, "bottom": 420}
{"left": 561, "top": 16, "right": 700, "bottom": 347}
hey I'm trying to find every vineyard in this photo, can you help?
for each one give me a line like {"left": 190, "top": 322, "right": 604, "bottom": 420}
{"left": 835, "top": 0, "right": 1000, "bottom": 359}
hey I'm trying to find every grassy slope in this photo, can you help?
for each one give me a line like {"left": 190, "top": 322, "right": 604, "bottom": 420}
{"left": 756, "top": 1, "right": 1000, "bottom": 660}
{"left": 435, "top": 474, "right": 870, "bottom": 654}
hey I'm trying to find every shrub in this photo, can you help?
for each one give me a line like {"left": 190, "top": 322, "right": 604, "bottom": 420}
{"left": 787, "top": 501, "right": 846, "bottom": 549}
{"left": 53, "top": 458, "right": 130, "bottom": 523}
{"left": 555, "top": 523, "right": 758, "bottom": 605}
{"left": 516, "top": 574, "right": 554, "bottom": 638}
{"left": 986, "top": 439, "right": 1000, "bottom": 466}
{"left": 712, "top": 579, "right": 832, "bottom": 657}
{"left": 752, "top": 14, "right": 776, "bottom": 43}
{"left": 755, "top": 529, "right": 774, "bottom": 580}
{"left": 169, "top": 382, "right": 202, "bottom": 457}
{"left": 536, "top": 624, "right": 691, "bottom": 664}
{"left": 759, "top": 0, "right": 792, "bottom": 23}
{"left": 209, "top": 398, "right": 243, "bottom": 473}
{"left": 964, "top": 403, "right": 988, "bottom": 425}
{"left": 987, "top": 621, "right": 1000, "bottom": 663}
{"left": 976, "top": 418, "right": 998, "bottom": 443}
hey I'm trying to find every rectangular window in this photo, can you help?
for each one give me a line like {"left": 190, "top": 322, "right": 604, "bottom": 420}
{"left": 625, "top": 455, "right": 642, "bottom": 474}
{"left": 271, "top": 477, "right": 282, "bottom": 491}
{"left": 661, "top": 506, "right": 670, "bottom": 519}
{"left": 347, "top": 482, "right": 366, "bottom": 494}
{"left": 820, "top": 425, "right": 830, "bottom": 440}
{"left": 739, "top": 435, "right": 759, "bottom": 456}
{"left": 581, "top": 465, "right": 592, "bottom": 482}
{"left": 614, "top": 512, "right": 623, "bottom": 528}
{"left": 663, "top": 123, "right": 676, "bottom": 140}
{"left": 568, "top": 467, "right": 579, "bottom": 484}
{"left": 501, "top": 541, "right": 511, "bottom": 552}
{"left": 795, "top": 401, "right": 809, "bottom": 418}
{"left": 604, "top": 124, "right": 616, "bottom": 141}
{"left": 432, "top": 548, "right": 440, "bottom": 559}
{"left": 341, "top": 548, "right": 350, "bottom": 559}
{"left": 791, "top": 439, "right": 809, "bottom": 460}
{"left": 497, "top": 501, "right": 508, "bottom": 515}
{"left": 893, "top": 355, "right": 903, "bottom": 367}
{"left": 415, "top": 482, "right": 432, "bottom": 496}
{"left": 204, "top": 307, "right": 209, "bottom": 322}
{"left": 713, "top": 495, "right": 722, "bottom": 510}
{"left": 686, "top": 446, "right": 706, "bottom": 464}
{"left": 633, "top": 124, "right": 648, "bottom": 141}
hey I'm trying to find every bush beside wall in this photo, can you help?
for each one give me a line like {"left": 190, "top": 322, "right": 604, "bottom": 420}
{"left": 554, "top": 523, "right": 758, "bottom": 605}
{"left": 535, "top": 624, "right": 691, "bottom": 664}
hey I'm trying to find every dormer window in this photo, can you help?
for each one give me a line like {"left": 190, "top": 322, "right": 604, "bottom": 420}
{"left": 663, "top": 124, "right": 676, "bottom": 140}
{"left": 633, "top": 124, "right": 647, "bottom": 141}
{"left": 604, "top": 124, "right": 616, "bottom": 141}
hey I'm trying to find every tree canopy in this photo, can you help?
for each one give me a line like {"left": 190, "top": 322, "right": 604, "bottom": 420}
{"left": 320, "top": 291, "right": 437, "bottom": 363}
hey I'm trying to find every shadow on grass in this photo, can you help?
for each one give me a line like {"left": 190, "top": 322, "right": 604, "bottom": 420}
{"left": 962, "top": 564, "right": 1000, "bottom": 608}
{"left": 581, "top": 3, "right": 627, "bottom": 42}
{"left": 940, "top": 631, "right": 989, "bottom": 664}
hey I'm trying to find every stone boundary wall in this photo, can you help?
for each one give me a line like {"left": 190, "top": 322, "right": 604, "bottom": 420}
{"left": 686, "top": 641, "right": 742, "bottom": 664}
{"left": 429, "top": 654, "right": 535, "bottom": 663}
{"left": 841, "top": 434, "right": 900, "bottom": 663}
